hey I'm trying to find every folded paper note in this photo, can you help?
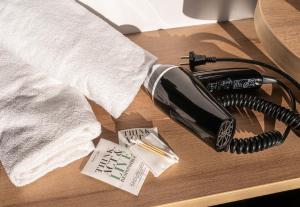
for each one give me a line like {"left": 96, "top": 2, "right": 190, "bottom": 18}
{"left": 118, "top": 128, "right": 179, "bottom": 177}
{"left": 81, "top": 139, "right": 149, "bottom": 195}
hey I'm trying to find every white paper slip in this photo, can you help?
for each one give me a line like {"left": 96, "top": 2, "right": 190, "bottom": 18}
{"left": 118, "top": 128, "right": 179, "bottom": 177}
{"left": 129, "top": 133, "right": 179, "bottom": 177}
{"left": 81, "top": 139, "right": 149, "bottom": 196}
{"left": 118, "top": 127, "right": 158, "bottom": 147}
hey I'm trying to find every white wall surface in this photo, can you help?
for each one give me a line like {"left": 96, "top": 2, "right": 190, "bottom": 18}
{"left": 79, "top": 0, "right": 257, "bottom": 34}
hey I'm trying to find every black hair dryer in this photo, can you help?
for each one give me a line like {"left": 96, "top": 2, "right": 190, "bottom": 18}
{"left": 144, "top": 64, "right": 237, "bottom": 151}
{"left": 144, "top": 63, "right": 300, "bottom": 154}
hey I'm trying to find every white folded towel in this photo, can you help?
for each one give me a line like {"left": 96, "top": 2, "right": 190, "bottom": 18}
{"left": 0, "top": 48, "right": 101, "bottom": 187}
{"left": 0, "top": 0, "right": 157, "bottom": 118}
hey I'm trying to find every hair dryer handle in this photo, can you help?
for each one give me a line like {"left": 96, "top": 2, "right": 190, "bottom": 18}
{"left": 144, "top": 64, "right": 236, "bottom": 151}
{"left": 193, "top": 68, "right": 263, "bottom": 93}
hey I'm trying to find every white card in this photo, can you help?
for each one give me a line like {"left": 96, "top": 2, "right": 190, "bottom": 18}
{"left": 81, "top": 139, "right": 149, "bottom": 196}
{"left": 118, "top": 128, "right": 179, "bottom": 177}
{"left": 129, "top": 133, "right": 179, "bottom": 177}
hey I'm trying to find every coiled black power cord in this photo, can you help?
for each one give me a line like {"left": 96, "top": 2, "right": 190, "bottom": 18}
{"left": 182, "top": 51, "right": 300, "bottom": 154}
{"left": 217, "top": 93, "right": 299, "bottom": 154}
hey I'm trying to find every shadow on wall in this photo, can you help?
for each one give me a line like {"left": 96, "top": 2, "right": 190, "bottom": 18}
{"left": 183, "top": 0, "right": 257, "bottom": 22}
{"left": 75, "top": 0, "right": 141, "bottom": 34}
{"left": 77, "top": 0, "right": 257, "bottom": 34}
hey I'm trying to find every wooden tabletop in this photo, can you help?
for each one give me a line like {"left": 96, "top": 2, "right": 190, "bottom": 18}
{"left": 255, "top": 0, "right": 300, "bottom": 81}
{"left": 1, "top": 19, "right": 300, "bottom": 207}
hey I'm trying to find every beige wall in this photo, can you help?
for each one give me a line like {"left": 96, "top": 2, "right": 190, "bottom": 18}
{"left": 79, "top": 0, "right": 257, "bottom": 34}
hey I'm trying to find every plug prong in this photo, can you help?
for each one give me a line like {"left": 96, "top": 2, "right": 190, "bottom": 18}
{"left": 180, "top": 56, "right": 189, "bottom": 59}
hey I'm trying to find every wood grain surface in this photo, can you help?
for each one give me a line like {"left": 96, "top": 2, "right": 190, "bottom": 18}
{"left": 1, "top": 19, "right": 300, "bottom": 207}
{"left": 254, "top": 0, "right": 300, "bottom": 81}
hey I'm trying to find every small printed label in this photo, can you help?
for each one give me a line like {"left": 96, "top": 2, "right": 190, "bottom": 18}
{"left": 207, "top": 78, "right": 233, "bottom": 92}
{"left": 81, "top": 139, "right": 149, "bottom": 196}
{"left": 118, "top": 127, "right": 158, "bottom": 147}
{"left": 233, "top": 79, "right": 256, "bottom": 89}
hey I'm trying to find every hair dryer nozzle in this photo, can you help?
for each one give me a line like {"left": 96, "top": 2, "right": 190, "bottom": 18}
{"left": 144, "top": 64, "right": 236, "bottom": 151}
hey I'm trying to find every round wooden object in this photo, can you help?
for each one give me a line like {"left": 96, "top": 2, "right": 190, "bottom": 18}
{"left": 254, "top": 0, "right": 300, "bottom": 81}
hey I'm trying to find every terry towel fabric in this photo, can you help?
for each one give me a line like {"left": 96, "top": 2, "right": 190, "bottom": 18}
{"left": 0, "top": 0, "right": 157, "bottom": 118}
{"left": 0, "top": 48, "right": 101, "bottom": 187}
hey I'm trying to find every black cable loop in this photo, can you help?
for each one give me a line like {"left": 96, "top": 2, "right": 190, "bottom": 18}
{"left": 217, "top": 93, "right": 300, "bottom": 154}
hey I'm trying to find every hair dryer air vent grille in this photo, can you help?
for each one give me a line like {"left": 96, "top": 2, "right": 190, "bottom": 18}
{"left": 216, "top": 119, "right": 235, "bottom": 150}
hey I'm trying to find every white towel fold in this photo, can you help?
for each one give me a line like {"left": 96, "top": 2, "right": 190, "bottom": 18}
{"left": 0, "top": 48, "right": 101, "bottom": 187}
{"left": 0, "top": 0, "right": 157, "bottom": 118}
